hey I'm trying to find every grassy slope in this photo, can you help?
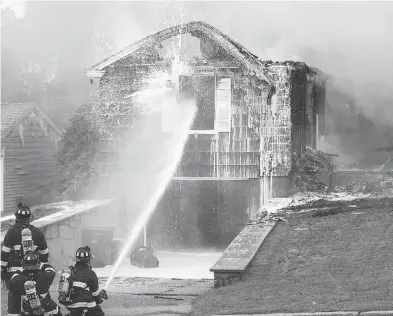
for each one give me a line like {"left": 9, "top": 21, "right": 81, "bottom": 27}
{"left": 192, "top": 197, "right": 393, "bottom": 315}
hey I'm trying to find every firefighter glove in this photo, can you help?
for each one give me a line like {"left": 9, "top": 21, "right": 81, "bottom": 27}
{"left": 100, "top": 289, "right": 108, "bottom": 300}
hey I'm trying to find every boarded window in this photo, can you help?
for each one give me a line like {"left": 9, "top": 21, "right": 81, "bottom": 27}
{"left": 179, "top": 75, "right": 216, "bottom": 131}
{"left": 215, "top": 77, "right": 232, "bottom": 132}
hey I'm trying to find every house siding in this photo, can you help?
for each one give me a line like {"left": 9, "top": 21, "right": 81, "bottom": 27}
{"left": 98, "top": 55, "right": 267, "bottom": 179}
{"left": 1, "top": 118, "right": 60, "bottom": 214}
{"left": 96, "top": 62, "right": 327, "bottom": 198}
{"left": 177, "top": 73, "right": 265, "bottom": 178}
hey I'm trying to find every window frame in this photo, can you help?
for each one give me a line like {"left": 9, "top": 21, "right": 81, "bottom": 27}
{"left": 161, "top": 73, "right": 232, "bottom": 135}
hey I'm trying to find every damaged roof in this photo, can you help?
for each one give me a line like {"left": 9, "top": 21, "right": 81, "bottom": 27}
{"left": 86, "top": 21, "right": 273, "bottom": 85}
{"left": 1, "top": 102, "right": 63, "bottom": 139}
{"left": 264, "top": 60, "right": 329, "bottom": 81}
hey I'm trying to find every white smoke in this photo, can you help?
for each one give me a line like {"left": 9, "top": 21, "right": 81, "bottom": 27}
{"left": 1, "top": 0, "right": 26, "bottom": 19}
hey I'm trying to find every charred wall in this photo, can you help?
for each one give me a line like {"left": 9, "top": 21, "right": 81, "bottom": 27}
{"left": 261, "top": 65, "right": 292, "bottom": 177}
{"left": 97, "top": 42, "right": 267, "bottom": 179}
{"left": 176, "top": 73, "right": 264, "bottom": 178}
{"left": 256, "top": 63, "right": 327, "bottom": 200}
{"left": 96, "top": 43, "right": 327, "bottom": 193}
{"left": 262, "top": 63, "right": 326, "bottom": 176}
{"left": 290, "top": 67, "right": 308, "bottom": 156}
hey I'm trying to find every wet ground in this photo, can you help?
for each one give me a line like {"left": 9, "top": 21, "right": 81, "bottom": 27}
{"left": 98, "top": 278, "right": 214, "bottom": 316}
{"left": 95, "top": 249, "right": 222, "bottom": 280}
{"left": 1, "top": 277, "right": 214, "bottom": 316}
{"left": 1, "top": 250, "right": 220, "bottom": 315}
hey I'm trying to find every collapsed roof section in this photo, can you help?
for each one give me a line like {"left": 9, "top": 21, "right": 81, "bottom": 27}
{"left": 264, "top": 60, "right": 330, "bottom": 86}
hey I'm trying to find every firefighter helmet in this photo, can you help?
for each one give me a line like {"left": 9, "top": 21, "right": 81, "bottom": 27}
{"left": 74, "top": 246, "right": 93, "bottom": 262}
{"left": 15, "top": 203, "right": 32, "bottom": 224}
{"left": 22, "top": 252, "right": 40, "bottom": 271}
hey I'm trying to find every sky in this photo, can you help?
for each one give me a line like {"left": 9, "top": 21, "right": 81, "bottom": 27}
{"left": 1, "top": 1, "right": 393, "bottom": 126}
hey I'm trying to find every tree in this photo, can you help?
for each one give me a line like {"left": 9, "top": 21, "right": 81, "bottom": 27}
{"left": 54, "top": 102, "right": 103, "bottom": 199}
{"left": 54, "top": 97, "right": 138, "bottom": 199}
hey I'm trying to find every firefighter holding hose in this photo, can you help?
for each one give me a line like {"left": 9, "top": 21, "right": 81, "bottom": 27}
{"left": 58, "top": 246, "right": 108, "bottom": 316}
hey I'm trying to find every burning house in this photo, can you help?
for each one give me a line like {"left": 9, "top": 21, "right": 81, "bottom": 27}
{"left": 86, "top": 21, "right": 328, "bottom": 249}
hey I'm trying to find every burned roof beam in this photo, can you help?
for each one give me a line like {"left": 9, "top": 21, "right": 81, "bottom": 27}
{"left": 86, "top": 21, "right": 273, "bottom": 86}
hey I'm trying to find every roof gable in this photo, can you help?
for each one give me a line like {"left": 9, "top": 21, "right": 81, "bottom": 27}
{"left": 1, "top": 102, "right": 63, "bottom": 139}
{"left": 86, "top": 21, "right": 272, "bottom": 85}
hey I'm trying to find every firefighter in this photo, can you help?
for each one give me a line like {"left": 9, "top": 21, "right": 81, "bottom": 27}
{"left": 58, "top": 246, "right": 108, "bottom": 316}
{"left": 1, "top": 203, "right": 50, "bottom": 316}
{"left": 9, "top": 251, "right": 62, "bottom": 316}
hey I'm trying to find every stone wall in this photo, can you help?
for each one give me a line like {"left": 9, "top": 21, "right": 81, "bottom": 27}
{"left": 42, "top": 214, "right": 82, "bottom": 270}
{"left": 41, "top": 201, "right": 120, "bottom": 270}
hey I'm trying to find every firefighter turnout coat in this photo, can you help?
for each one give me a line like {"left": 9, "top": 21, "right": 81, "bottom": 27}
{"left": 1, "top": 223, "right": 49, "bottom": 274}
{"left": 10, "top": 263, "right": 61, "bottom": 316}
{"left": 67, "top": 262, "right": 103, "bottom": 309}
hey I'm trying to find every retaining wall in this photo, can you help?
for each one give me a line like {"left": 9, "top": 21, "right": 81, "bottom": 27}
{"left": 210, "top": 220, "right": 278, "bottom": 288}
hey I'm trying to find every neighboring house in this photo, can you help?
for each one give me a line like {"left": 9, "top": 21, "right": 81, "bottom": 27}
{"left": 1, "top": 103, "right": 63, "bottom": 214}
{"left": 85, "top": 21, "right": 328, "bottom": 248}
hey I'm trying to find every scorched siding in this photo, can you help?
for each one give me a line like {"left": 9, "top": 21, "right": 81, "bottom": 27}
{"left": 261, "top": 66, "right": 293, "bottom": 177}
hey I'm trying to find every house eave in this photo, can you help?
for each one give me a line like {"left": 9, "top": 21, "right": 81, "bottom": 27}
{"left": 85, "top": 70, "right": 106, "bottom": 78}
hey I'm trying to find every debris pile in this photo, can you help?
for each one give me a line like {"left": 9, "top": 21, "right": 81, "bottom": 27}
{"left": 292, "top": 146, "right": 335, "bottom": 192}
{"left": 253, "top": 209, "right": 288, "bottom": 225}
{"left": 342, "top": 155, "right": 393, "bottom": 196}
{"left": 345, "top": 176, "right": 393, "bottom": 196}
{"left": 252, "top": 150, "right": 393, "bottom": 223}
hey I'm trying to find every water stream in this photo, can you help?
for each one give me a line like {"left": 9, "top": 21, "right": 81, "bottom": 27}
{"left": 104, "top": 61, "right": 196, "bottom": 289}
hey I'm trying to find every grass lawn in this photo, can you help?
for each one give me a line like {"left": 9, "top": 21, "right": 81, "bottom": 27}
{"left": 192, "top": 197, "right": 393, "bottom": 315}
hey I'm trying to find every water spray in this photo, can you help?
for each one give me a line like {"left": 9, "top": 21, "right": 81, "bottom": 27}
{"left": 103, "top": 23, "right": 196, "bottom": 289}
{"left": 104, "top": 98, "right": 196, "bottom": 290}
